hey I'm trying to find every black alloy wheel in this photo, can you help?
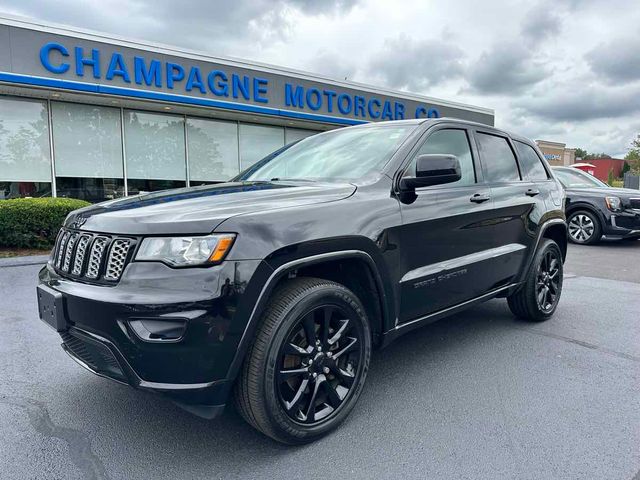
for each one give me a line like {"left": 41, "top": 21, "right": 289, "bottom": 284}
{"left": 235, "top": 277, "right": 371, "bottom": 444}
{"left": 535, "top": 248, "right": 561, "bottom": 313}
{"left": 276, "top": 304, "right": 363, "bottom": 424}
{"left": 507, "top": 238, "right": 563, "bottom": 322}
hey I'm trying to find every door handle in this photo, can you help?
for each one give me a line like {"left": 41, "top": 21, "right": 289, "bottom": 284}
{"left": 525, "top": 188, "right": 540, "bottom": 197}
{"left": 470, "top": 193, "right": 491, "bottom": 203}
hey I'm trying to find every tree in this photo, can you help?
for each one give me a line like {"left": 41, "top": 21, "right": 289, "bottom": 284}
{"left": 574, "top": 148, "right": 588, "bottom": 160}
{"left": 607, "top": 168, "right": 615, "bottom": 186}
{"left": 625, "top": 134, "right": 640, "bottom": 174}
{"left": 584, "top": 152, "right": 611, "bottom": 160}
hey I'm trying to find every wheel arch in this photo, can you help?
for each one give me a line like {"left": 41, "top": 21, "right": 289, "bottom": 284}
{"left": 224, "top": 249, "right": 392, "bottom": 389}
{"left": 542, "top": 222, "right": 568, "bottom": 262}
{"left": 516, "top": 218, "right": 567, "bottom": 284}
{"left": 566, "top": 201, "right": 606, "bottom": 226}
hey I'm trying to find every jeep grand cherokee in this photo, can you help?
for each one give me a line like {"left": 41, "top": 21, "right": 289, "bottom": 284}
{"left": 37, "top": 118, "right": 567, "bottom": 444}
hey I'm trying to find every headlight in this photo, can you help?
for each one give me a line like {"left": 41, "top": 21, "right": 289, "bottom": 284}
{"left": 605, "top": 196, "right": 622, "bottom": 212}
{"left": 135, "top": 234, "right": 236, "bottom": 267}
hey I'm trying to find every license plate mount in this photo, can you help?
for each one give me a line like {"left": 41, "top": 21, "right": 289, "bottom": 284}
{"left": 37, "top": 285, "right": 67, "bottom": 332}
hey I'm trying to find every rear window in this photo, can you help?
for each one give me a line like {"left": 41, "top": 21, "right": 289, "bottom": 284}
{"left": 514, "top": 141, "right": 549, "bottom": 181}
{"left": 476, "top": 133, "right": 520, "bottom": 182}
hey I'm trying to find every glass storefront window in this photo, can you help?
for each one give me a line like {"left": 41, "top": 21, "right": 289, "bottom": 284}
{"left": 285, "top": 128, "right": 317, "bottom": 145}
{"left": 124, "top": 110, "right": 186, "bottom": 194}
{"left": 52, "top": 102, "right": 124, "bottom": 202}
{"left": 187, "top": 118, "right": 239, "bottom": 184}
{"left": 55, "top": 177, "right": 125, "bottom": 202}
{"left": 0, "top": 182, "right": 51, "bottom": 200}
{"left": 239, "top": 124, "right": 285, "bottom": 171}
{"left": 0, "top": 97, "right": 52, "bottom": 199}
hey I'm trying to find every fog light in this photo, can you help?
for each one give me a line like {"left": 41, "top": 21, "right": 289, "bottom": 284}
{"left": 128, "top": 319, "right": 187, "bottom": 342}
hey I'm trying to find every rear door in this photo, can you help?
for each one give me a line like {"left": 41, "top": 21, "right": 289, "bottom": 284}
{"left": 471, "top": 130, "right": 540, "bottom": 286}
{"left": 395, "top": 124, "right": 497, "bottom": 324}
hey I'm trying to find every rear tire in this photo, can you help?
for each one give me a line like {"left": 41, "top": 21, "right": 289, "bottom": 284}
{"left": 234, "top": 277, "right": 371, "bottom": 444}
{"left": 567, "top": 210, "right": 601, "bottom": 245}
{"left": 508, "top": 238, "right": 563, "bottom": 322}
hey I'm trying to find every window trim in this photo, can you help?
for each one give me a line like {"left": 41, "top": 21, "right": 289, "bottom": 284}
{"left": 472, "top": 129, "right": 523, "bottom": 185}
{"left": 394, "top": 123, "right": 482, "bottom": 193}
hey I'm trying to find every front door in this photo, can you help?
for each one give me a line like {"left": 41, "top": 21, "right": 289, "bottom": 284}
{"left": 395, "top": 126, "right": 497, "bottom": 324}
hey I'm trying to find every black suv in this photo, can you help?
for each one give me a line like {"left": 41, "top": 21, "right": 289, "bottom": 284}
{"left": 37, "top": 119, "right": 567, "bottom": 444}
{"left": 553, "top": 166, "right": 640, "bottom": 244}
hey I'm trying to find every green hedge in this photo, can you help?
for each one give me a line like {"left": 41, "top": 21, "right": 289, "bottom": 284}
{"left": 0, "top": 198, "right": 91, "bottom": 249}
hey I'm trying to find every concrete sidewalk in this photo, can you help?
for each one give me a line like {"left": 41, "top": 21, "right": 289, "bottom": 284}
{"left": 0, "top": 255, "right": 49, "bottom": 268}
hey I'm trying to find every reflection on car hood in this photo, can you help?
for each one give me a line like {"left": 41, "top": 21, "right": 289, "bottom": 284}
{"left": 565, "top": 186, "right": 640, "bottom": 198}
{"left": 66, "top": 181, "right": 356, "bottom": 235}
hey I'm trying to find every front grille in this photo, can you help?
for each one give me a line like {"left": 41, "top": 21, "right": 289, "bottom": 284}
{"left": 61, "top": 331, "right": 126, "bottom": 382}
{"left": 104, "top": 239, "right": 131, "bottom": 280}
{"left": 629, "top": 198, "right": 640, "bottom": 209}
{"left": 51, "top": 228, "right": 136, "bottom": 284}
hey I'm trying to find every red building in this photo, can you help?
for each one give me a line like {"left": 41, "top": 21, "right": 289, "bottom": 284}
{"left": 585, "top": 158, "right": 626, "bottom": 182}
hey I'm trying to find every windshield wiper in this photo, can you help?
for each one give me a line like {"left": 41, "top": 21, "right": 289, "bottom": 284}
{"left": 269, "top": 177, "right": 317, "bottom": 182}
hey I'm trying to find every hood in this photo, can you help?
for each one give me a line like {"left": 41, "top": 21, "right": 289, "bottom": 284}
{"left": 565, "top": 186, "right": 640, "bottom": 198}
{"left": 66, "top": 181, "right": 356, "bottom": 235}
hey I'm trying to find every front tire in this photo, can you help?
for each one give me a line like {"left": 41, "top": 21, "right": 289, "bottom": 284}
{"left": 234, "top": 277, "right": 371, "bottom": 444}
{"left": 508, "top": 238, "right": 563, "bottom": 322}
{"left": 567, "top": 210, "right": 601, "bottom": 245}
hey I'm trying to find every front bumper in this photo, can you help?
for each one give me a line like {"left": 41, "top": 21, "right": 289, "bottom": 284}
{"left": 606, "top": 211, "right": 640, "bottom": 238}
{"left": 38, "top": 258, "right": 271, "bottom": 415}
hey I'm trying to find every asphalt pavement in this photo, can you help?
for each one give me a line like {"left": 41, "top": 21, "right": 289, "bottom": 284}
{"left": 1, "top": 241, "right": 639, "bottom": 480}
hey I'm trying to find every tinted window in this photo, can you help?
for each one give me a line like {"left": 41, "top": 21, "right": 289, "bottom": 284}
{"left": 405, "top": 129, "right": 475, "bottom": 186}
{"left": 515, "top": 141, "right": 548, "bottom": 181}
{"left": 477, "top": 133, "right": 520, "bottom": 182}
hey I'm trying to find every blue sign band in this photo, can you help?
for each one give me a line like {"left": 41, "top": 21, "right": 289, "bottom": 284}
{"left": 0, "top": 72, "right": 369, "bottom": 126}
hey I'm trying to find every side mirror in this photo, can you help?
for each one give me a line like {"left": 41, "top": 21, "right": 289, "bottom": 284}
{"left": 399, "top": 154, "right": 462, "bottom": 191}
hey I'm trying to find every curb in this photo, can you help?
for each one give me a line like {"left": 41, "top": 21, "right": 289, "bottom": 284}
{"left": 0, "top": 255, "right": 50, "bottom": 268}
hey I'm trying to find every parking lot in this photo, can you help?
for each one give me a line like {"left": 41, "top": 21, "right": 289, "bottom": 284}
{"left": 1, "top": 241, "right": 639, "bottom": 480}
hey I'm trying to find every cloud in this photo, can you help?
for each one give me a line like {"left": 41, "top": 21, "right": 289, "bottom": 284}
{"left": 365, "top": 35, "right": 465, "bottom": 91}
{"left": 287, "top": 0, "right": 358, "bottom": 15}
{"left": 0, "top": 0, "right": 358, "bottom": 52}
{"left": 585, "top": 35, "right": 640, "bottom": 84}
{"left": 306, "top": 51, "right": 355, "bottom": 81}
{"left": 517, "top": 84, "right": 640, "bottom": 121}
{"left": 466, "top": 44, "right": 548, "bottom": 95}
{"left": 1, "top": 0, "right": 639, "bottom": 157}
{"left": 521, "top": 4, "right": 562, "bottom": 45}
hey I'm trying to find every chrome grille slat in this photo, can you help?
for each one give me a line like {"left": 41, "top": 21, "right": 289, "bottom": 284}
{"left": 85, "top": 237, "right": 109, "bottom": 279}
{"left": 71, "top": 235, "right": 91, "bottom": 275}
{"left": 55, "top": 231, "right": 71, "bottom": 268}
{"left": 104, "top": 239, "right": 131, "bottom": 281}
{"left": 62, "top": 233, "right": 79, "bottom": 272}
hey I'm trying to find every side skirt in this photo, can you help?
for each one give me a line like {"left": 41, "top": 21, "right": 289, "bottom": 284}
{"left": 379, "top": 282, "right": 520, "bottom": 348}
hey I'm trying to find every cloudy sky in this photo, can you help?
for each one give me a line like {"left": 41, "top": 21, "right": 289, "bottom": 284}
{"left": 2, "top": 0, "right": 639, "bottom": 157}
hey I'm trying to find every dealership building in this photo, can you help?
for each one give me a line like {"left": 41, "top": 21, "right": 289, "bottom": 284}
{"left": 535, "top": 140, "right": 576, "bottom": 167}
{"left": 0, "top": 15, "right": 494, "bottom": 202}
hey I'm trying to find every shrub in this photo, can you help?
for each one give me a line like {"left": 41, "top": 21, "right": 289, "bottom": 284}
{"left": 0, "top": 198, "right": 90, "bottom": 249}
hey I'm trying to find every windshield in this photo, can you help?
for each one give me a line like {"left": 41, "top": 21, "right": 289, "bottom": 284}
{"left": 236, "top": 124, "right": 416, "bottom": 182}
{"left": 554, "top": 168, "right": 607, "bottom": 188}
